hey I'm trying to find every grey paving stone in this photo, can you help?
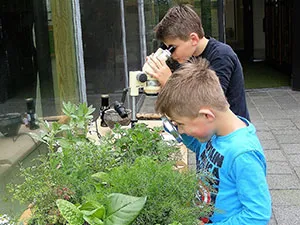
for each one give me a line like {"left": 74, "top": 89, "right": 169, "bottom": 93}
{"left": 252, "top": 121, "right": 270, "bottom": 131}
{"left": 247, "top": 91, "right": 270, "bottom": 98}
{"left": 265, "top": 119, "right": 296, "bottom": 130}
{"left": 281, "top": 144, "right": 300, "bottom": 155}
{"left": 294, "top": 167, "right": 300, "bottom": 178}
{"left": 268, "top": 89, "right": 290, "bottom": 97}
{"left": 283, "top": 109, "right": 300, "bottom": 119}
{"left": 252, "top": 97, "right": 279, "bottom": 106}
{"left": 267, "top": 161, "right": 293, "bottom": 175}
{"left": 257, "top": 107, "right": 288, "bottom": 119}
{"left": 273, "top": 206, "right": 300, "bottom": 225}
{"left": 273, "top": 134, "right": 300, "bottom": 144}
{"left": 280, "top": 104, "right": 300, "bottom": 110}
{"left": 257, "top": 131, "right": 275, "bottom": 140}
{"left": 288, "top": 91, "right": 300, "bottom": 102}
{"left": 270, "top": 190, "right": 300, "bottom": 206}
{"left": 248, "top": 109, "right": 264, "bottom": 120}
{"left": 292, "top": 121, "right": 300, "bottom": 130}
{"left": 267, "top": 174, "right": 300, "bottom": 190}
{"left": 291, "top": 117, "right": 300, "bottom": 122}
{"left": 261, "top": 140, "right": 280, "bottom": 150}
{"left": 271, "top": 128, "right": 299, "bottom": 135}
{"left": 291, "top": 118, "right": 300, "bottom": 127}
{"left": 264, "top": 150, "right": 287, "bottom": 162}
{"left": 256, "top": 105, "right": 283, "bottom": 112}
{"left": 272, "top": 96, "right": 299, "bottom": 105}
{"left": 285, "top": 154, "right": 300, "bottom": 167}
{"left": 246, "top": 99, "right": 255, "bottom": 107}
{"left": 268, "top": 216, "right": 277, "bottom": 225}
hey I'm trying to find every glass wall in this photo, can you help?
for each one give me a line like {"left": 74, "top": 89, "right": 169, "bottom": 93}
{"left": 225, "top": 0, "right": 244, "bottom": 50}
{"left": 80, "top": 0, "right": 144, "bottom": 110}
{"left": 144, "top": 0, "right": 221, "bottom": 55}
{"left": 0, "top": 0, "right": 56, "bottom": 117}
{"left": 0, "top": 0, "right": 57, "bottom": 214}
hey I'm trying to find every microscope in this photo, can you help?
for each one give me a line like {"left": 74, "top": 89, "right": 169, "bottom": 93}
{"left": 127, "top": 45, "right": 175, "bottom": 124}
{"left": 98, "top": 45, "right": 182, "bottom": 142}
{"left": 128, "top": 45, "right": 182, "bottom": 142}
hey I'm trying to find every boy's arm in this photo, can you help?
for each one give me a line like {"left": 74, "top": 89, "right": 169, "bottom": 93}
{"left": 209, "top": 54, "right": 234, "bottom": 94}
{"left": 181, "top": 133, "right": 202, "bottom": 153}
{"left": 210, "top": 151, "right": 272, "bottom": 225}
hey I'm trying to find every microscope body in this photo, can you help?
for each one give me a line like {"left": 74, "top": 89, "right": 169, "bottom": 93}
{"left": 142, "top": 48, "right": 172, "bottom": 95}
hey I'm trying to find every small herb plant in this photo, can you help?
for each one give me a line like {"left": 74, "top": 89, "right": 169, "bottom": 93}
{"left": 89, "top": 157, "right": 213, "bottom": 225}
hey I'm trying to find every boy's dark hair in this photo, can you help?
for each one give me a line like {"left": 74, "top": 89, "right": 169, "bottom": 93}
{"left": 155, "top": 58, "right": 229, "bottom": 119}
{"left": 154, "top": 4, "right": 205, "bottom": 42}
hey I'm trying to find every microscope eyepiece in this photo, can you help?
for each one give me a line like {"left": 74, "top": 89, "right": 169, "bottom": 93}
{"left": 167, "top": 45, "right": 176, "bottom": 53}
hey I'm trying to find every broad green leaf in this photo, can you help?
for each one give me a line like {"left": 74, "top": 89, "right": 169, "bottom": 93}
{"left": 81, "top": 207, "right": 105, "bottom": 218}
{"left": 104, "top": 193, "right": 147, "bottom": 225}
{"left": 56, "top": 199, "right": 84, "bottom": 225}
{"left": 79, "top": 202, "right": 105, "bottom": 219}
{"left": 79, "top": 201, "right": 103, "bottom": 211}
{"left": 83, "top": 215, "right": 104, "bottom": 225}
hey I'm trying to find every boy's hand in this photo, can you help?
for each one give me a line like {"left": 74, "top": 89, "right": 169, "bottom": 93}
{"left": 144, "top": 54, "right": 172, "bottom": 86}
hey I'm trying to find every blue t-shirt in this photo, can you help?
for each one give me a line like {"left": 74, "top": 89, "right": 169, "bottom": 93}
{"left": 182, "top": 117, "right": 271, "bottom": 224}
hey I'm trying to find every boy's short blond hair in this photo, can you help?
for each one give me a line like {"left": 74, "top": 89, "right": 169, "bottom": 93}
{"left": 155, "top": 58, "right": 229, "bottom": 119}
{"left": 154, "top": 4, "right": 205, "bottom": 42}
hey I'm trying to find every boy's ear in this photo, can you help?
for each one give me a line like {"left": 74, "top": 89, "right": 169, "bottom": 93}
{"left": 189, "top": 32, "right": 200, "bottom": 46}
{"left": 199, "top": 108, "right": 215, "bottom": 121}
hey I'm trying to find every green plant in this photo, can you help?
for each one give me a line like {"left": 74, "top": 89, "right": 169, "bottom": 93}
{"left": 57, "top": 193, "right": 146, "bottom": 225}
{"left": 89, "top": 157, "right": 213, "bottom": 225}
{"left": 7, "top": 102, "right": 190, "bottom": 224}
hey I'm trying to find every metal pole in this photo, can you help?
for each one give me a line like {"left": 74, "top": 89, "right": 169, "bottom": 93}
{"left": 131, "top": 95, "right": 137, "bottom": 127}
{"left": 71, "top": 0, "right": 87, "bottom": 103}
{"left": 120, "top": 0, "right": 130, "bottom": 107}
{"left": 120, "top": 0, "right": 129, "bottom": 89}
{"left": 138, "top": 0, "right": 147, "bottom": 67}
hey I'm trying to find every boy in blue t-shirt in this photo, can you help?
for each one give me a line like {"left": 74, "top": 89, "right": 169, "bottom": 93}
{"left": 155, "top": 58, "right": 272, "bottom": 224}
